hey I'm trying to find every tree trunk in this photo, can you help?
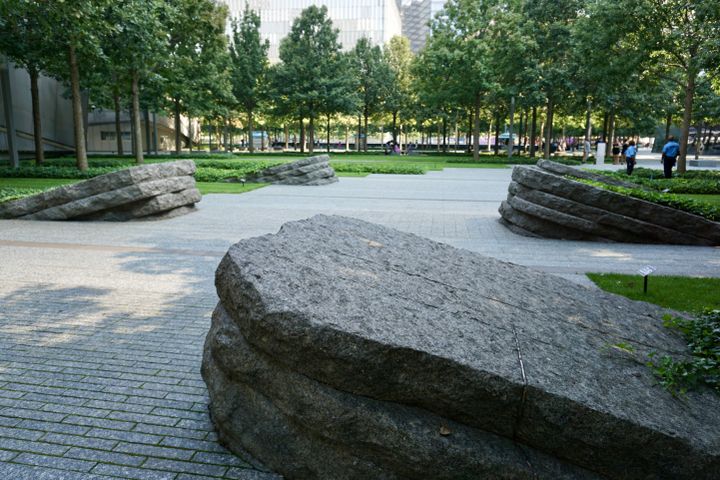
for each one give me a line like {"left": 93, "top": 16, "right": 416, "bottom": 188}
{"left": 284, "top": 123, "right": 289, "bottom": 150}
{"left": 189, "top": 118, "right": 195, "bottom": 152}
{"left": 356, "top": 115, "right": 361, "bottom": 152}
{"left": 544, "top": 100, "right": 554, "bottom": 160}
{"left": 299, "top": 117, "right": 305, "bottom": 153}
{"left": 530, "top": 106, "right": 537, "bottom": 157}
{"left": 152, "top": 112, "right": 158, "bottom": 154}
{"left": 363, "top": 110, "right": 369, "bottom": 152}
{"left": 130, "top": 70, "right": 143, "bottom": 164}
{"left": 28, "top": 67, "right": 44, "bottom": 165}
{"left": 345, "top": 125, "right": 349, "bottom": 151}
{"left": 248, "top": 110, "right": 255, "bottom": 153}
{"left": 678, "top": 69, "right": 696, "bottom": 174}
{"left": 326, "top": 114, "right": 331, "bottom": 153}
{"left": 113, "top": 89, "right": 123, "bottom": 156}
{"left": 608, "top": 109, "right": 616, "bottom": 152}
{"left": 472, "top": 95, "right": 481, "bottom": 161}
{"left": 602, "top": 111, "right": 609, "bottom": 142}
{"left": 665, "top": 112, "right": 672, "bottom": 141}
{"left": 308, "top": 115, "right": 315, "bottom": 154}
{"left": 144, "top": 110, "right": 151, "bottom": 155}
{"left": 392, "top": 111, "right": 398, "bottom": 144}
{"left": 493, "top": 112, "right": 500, "bottom": 156}
{"left": 440, "top": 116, "right": 446, "bottom": 153}
{"left": 68, "top": 45, "right": 88, "bottom": 170}
{"left": 694, "top": 121, "right": 703, "bottom": 160}
{"left": 507, "top": 96, "right": 515, "bottom": 159}
{"left": 583, "top": 99, "right": 592, "bottom": 162}
{"left": 174, "top": 98, "right": 181, "bottom": 154}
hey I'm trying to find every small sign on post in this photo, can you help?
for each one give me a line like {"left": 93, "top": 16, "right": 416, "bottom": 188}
{"left": 637, "top": 266, "right": 656, "bottom": 294}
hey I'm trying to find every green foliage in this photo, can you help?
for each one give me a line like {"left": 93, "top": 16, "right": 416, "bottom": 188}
{"left": 0, "top": 187, "right": 44, "bottom": 204}
{"left": 599, "top": 168, "right": 720, "bottom": 194}
{"left": 648, "top": 310, "right": 720, "bottom": 395}
{"left": 330, "top": 163, "right": 425, "bottom": 175}
{"left": 574, "top": 178, "right": 720, "bottom": 221}
{"left": 587, "top": 273, "right": 720, "bottom": 314}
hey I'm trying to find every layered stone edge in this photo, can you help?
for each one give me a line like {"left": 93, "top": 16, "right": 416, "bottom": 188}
{"left": 499, "top": 160, "right": 720, "bottom": 245}
{"left": 0, "top": 160, "right": 201, "bottom": 221}
{"left": 249, "top": 155, "right": 338, "bottom": 186}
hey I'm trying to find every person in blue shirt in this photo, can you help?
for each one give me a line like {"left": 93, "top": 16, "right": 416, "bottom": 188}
{"left": 625, "top": 140, "right": 637, "bottom": 175}
{"left": 661, "top": 135, "right": 680, "bottom": 178}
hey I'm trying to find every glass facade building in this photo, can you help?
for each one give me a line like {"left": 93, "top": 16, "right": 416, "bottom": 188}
{"left": 401, "top": 0, "right": 445, "bottom": 53}
{"left": 223, "top": 0, "right": 404, "bottom": 62}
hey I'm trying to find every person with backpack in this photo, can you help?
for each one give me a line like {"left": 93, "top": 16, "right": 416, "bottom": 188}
{"left": 661, "top": 135, "right": 680, "bottom": 178}
{"left": 625, "top": 140, "right": 637, "bottom": 175}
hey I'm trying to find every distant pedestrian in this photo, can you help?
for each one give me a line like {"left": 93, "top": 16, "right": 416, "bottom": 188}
{"left": 661, "top": 135, "right": 680, "bottom": 178}
{"left": 612, "top": 142, "right": 621, "bottom": 165}
{"left": 625, "top": 140, "right": 637, "bottom": 175}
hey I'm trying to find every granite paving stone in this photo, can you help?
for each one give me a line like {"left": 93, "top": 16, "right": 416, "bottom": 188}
{"left": 2, "top": 168, "right": 718, "bottom": 479}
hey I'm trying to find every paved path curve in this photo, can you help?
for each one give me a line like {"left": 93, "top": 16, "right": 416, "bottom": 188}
{"left": 0, "top": 168, "right": 718, "bottom": 479}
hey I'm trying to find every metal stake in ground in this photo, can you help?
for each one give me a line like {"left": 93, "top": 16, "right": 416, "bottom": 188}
{"left": 637, "top": 265, "right": 657, "bottom": 294}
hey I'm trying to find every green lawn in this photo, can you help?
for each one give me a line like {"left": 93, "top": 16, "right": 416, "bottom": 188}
{"left": 0, "top": 178, "right": 80, "bottom": 188}
{"left": 587, "top": 273, "right": 720, "bottom": 313}
{"left": 675, "top": 194, "right": 720, "bottom": 207}
{"left": 0, "top": 177, "right": 267, "bottom": 201}
{"left": 196, "top": 182, "right": 266, "bottom": 194}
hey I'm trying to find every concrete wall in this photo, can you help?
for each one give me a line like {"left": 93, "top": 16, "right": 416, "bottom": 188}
{"left": 0, "top": 62, "right": 75, "bottom": 152}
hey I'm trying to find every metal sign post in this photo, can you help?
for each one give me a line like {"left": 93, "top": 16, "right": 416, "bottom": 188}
{"left": 637, "top": 266, "right": 656, "bottom": 294}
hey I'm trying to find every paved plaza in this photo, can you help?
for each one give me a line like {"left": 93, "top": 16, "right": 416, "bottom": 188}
{"left": 1, "top": 167, "right": 718, "bottom": 479}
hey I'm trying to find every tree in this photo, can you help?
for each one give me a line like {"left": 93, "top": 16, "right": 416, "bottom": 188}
{"left": 43, "top": 1, "right": 112, "bottom": 170}
{"left": 350, "top": 37, "right": 392, "bottom": 152}
{"left": 630, "top": 0, "right": 720, "bottom": 172}
{"left": 274, "top": 5, "right": 344, "bottom": 154}
{"left": 162, "top": 0, "right": 231, "bottom": 154}
{"left": 0, "top": 0, "right": 54, "bottom": 165}
{"left": 229, "top": 4, "right": 269, "bottom": 154}
{"left": 384, "top": 36, "right": 414, "bottom": 146}
{"left": 104, "top": 0, "right": 168, "bottom": 164}
{"left": 521, "top": 0, "right": 581, "bottom": 159}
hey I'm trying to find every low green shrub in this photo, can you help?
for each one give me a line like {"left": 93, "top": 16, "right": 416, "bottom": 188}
{"left": 600, "top": 168, "right": 720, "bottom": 194}
{"left": 0, "top": 166, "right": 118, "bottom": 179}
{"left": 0, "top": 187, "right": 44, "bottom": 204}
{"left": 331, "top": 163, "right": 426, "bottom": 174}
{"left": 648, "top": 310, "right": 720, "bottom": 395}
{"left": 574, "top": 178, "right": 720, "bottom": 221}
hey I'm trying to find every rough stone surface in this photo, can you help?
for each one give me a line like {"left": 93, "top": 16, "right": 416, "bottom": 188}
{"left": 202, "top": 214, "right": 720, "bottom": 480}
{"left": 0, "top": 160, "right": 201, "bottom": 221}
{"left": 499, "top": 160, "right": 720, "bottom": 245}
{"left": 249, "top": 155, "right": 338, "bottom": 185}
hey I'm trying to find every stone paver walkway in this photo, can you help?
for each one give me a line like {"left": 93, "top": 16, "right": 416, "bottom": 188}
{"left": 1, "top": 168, "right": 718, "bottom": 479}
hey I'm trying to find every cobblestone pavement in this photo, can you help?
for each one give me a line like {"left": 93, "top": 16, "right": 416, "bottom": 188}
{"left": 1, "top": 168, "right": 718, "bottom": 479}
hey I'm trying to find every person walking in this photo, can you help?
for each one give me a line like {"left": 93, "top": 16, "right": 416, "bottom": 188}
{"left": 625, "top": 140, "right": 637, "bottom": 175}
{"left": 661, "top": 135, "right": 680, "bottom": 178}
{"left": 620, "top": 140, "right": 628, "bottom": 165}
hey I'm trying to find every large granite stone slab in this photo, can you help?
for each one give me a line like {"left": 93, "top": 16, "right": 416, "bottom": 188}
{"left": 249, "top": 155, "right": 338, "bottom": 185}
{"left": 499, "top": 161, "right": 720, "bottom": 245}
{"left": 203, "top": 215, "right": 720, "bottom": 479}
{"left": 0, "top": 160, "right": 200, "bottom": 221}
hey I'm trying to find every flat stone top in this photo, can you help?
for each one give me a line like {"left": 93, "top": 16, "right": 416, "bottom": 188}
{"left": 217, "top": 215, "right": 720, "bottom": 455}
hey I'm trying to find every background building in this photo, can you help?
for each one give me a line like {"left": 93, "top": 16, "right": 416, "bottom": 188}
{"left": 0, "top": 60, "right": 75, "bottom": 156}
{"left": 223, "top": 0, "right": 404, "bottom": 62}
{"left": 401, "top": 0, "right": 445, "bottom": 53}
